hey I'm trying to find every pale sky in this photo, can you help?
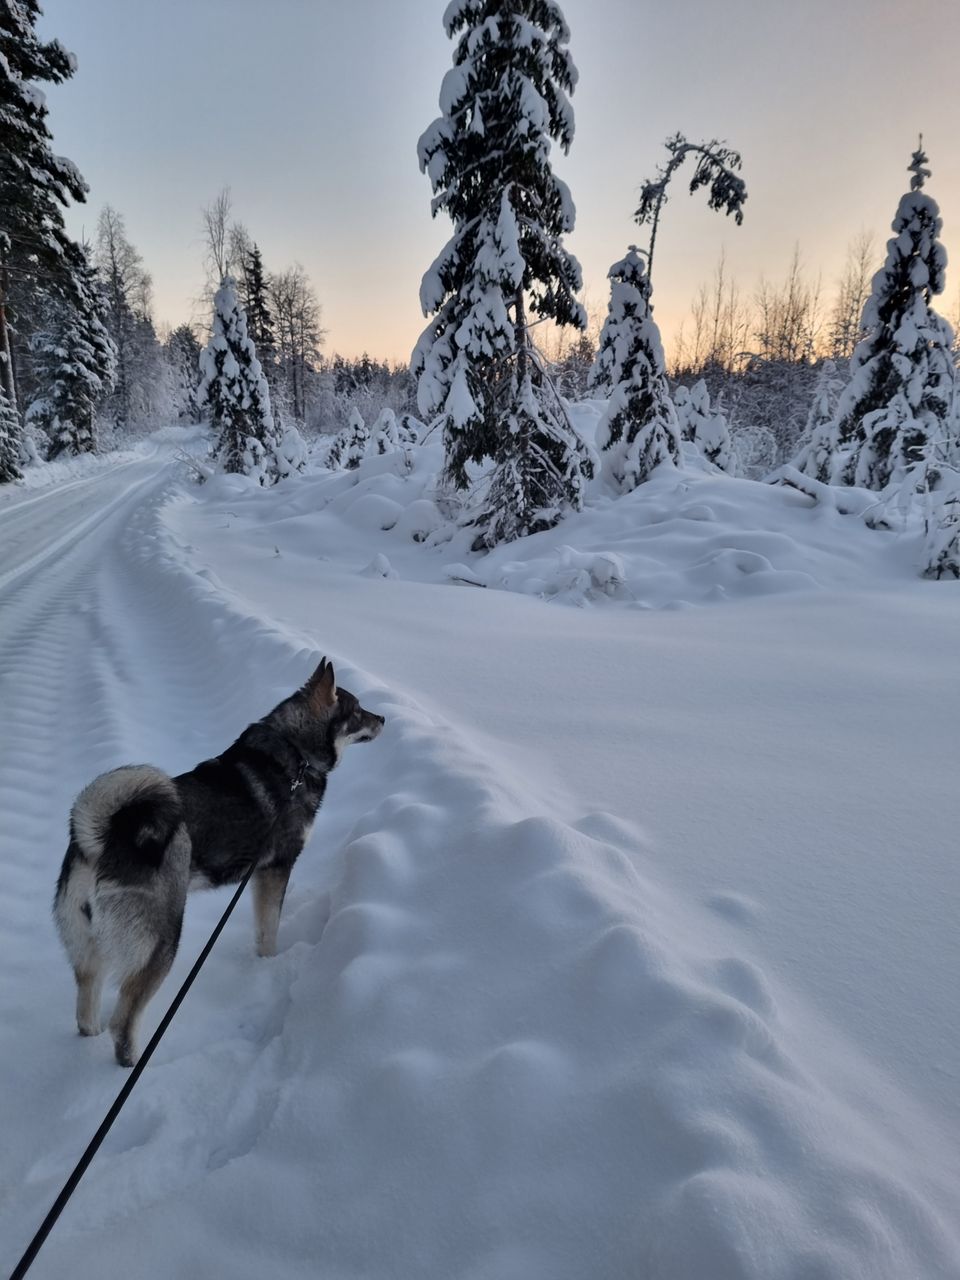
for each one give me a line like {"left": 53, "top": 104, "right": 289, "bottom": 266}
{"left": 39, "top": 0, "right": 960, "bottom": 363}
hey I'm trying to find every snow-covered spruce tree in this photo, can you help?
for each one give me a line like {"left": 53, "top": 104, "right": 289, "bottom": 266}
{"left": 414, "top": 0, "right": 591, "bottom": 548}
{"left": 830, "top": 145, "right": 954, "bottom": 490}
{"left": 589, "top": 246, "right": 679, "bottom": 491}
{"left": 274, "top": 417, "right": 308, "bottom": 478}
{"left": 343, "top": 406, "right": 370, "bottom": 469}
{"left": 675, "top": 380, "right": 709, "bottom": 443}
{"left": 327, "top": 406, "right": 370, "bottom": 471}
{"left": 373, "top": 406, "right": 401, "bottom": 455}
{"left": 198, "top": 276, "right": 281, "bottom": 482}
{"left": 398, "top": 412, "right": 424, "bottom": 445}
{"left": 325, "top": 424, "right": 349, "bottom": 470}
{"left": 696, "top": 397, "right": 735, "bottom": 472}
{"left": 242, "top": 243, "right": 276, "bottom": 380}
{"left": 791, "top": 358, "right": 844, "bottom": 483}
{"left": 165, "top": 324, "right": 203, "bottom": 420}
{"left": 675, "top": 378, "right": 735, "bottom": 471}
{"left": 0, "top": 382, "right": 21, "bottom": 481}
{"left": 0, "top": 2, "right": 93, "bottom": 470}
{"left": 923, "top": 486, "right": 960, "bottom": 579}
{"left": 26, "top": 263, "right": 117, "bottom": 458}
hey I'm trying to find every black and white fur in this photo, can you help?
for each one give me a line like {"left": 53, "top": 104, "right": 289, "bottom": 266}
{"left": 54, "top": 659, "right": 383, "bottom": 1066}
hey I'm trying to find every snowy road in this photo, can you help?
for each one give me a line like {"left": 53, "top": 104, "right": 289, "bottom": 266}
{"left": 1, "top": 451, "right": 959, "bottom": 1280}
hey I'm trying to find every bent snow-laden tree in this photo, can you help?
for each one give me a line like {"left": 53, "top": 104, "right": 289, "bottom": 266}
{"left": 589, "top": 246, "right": 679, "bottom": 490}
{"left": 414, "top": 0, "right": 591, "bottom": 548}
{"left": 635, "top": 133, "right": 747, "bottom": 285}
{"left": 828, "top": 145, "right": 955, "bottom": 490}
{"left": 198, "top": 276, "right": 284, "bottom": 482}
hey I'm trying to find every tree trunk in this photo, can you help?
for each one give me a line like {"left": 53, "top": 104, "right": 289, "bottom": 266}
{"left": 0, "top": 262, "right": 19, "bottom": 409}
{"left": 514, "top": 288, "right": 527, "bottom": 389}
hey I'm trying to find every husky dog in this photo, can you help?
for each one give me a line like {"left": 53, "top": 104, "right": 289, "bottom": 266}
{"left": 54, "top": 659, "right": 384, "bottom": 1066}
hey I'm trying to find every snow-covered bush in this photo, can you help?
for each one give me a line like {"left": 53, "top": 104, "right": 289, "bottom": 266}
{"left": 732, "top": 421, "right": 778, "bottom": 478}
{"left": 674, "top": 378, "right": 733, "bottom": 472}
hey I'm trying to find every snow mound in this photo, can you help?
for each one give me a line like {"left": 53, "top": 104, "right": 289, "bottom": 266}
{"left": 190, "top": 438, "right": 929, "bottom": 610}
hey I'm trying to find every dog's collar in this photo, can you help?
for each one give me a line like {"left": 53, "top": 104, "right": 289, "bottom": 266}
{"left": 289, "top": 755, "right": 311, "bottom": 794}
{"left": 256, "top": 724, "right": 324, "bottom": 795}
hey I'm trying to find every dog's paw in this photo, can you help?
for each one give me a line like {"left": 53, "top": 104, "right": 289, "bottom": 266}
{"left": 77, "top": 1020, "right": 103, "bottom": 1037}
{"left": 111, "top": 1033, "right": 137, "bottom": 1068}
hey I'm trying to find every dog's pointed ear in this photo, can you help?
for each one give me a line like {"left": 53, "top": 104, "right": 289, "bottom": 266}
{"left": 305, "top": 658, "right": 337, "bottom": 711}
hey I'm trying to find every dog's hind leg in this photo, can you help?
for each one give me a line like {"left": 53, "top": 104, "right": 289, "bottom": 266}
{"left": 54, "top": 843, "right": 107, "bottom": 1036}
{"left": 75, "top": 953, "right": 107, "bottom": 1037}
{"left": 253, "top": 864, "right": 293, "bottom": 958}
{"left": 109, "top": 943, "right": 176, "bottom": 1068}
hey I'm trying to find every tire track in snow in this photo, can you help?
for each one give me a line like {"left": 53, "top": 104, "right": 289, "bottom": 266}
{"left": 0, "top": 461, "right": 305, "bottom": 1268}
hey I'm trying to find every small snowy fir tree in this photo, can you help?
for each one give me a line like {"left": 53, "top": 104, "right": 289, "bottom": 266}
{"left": 0, "top": 383, "right": 21, "bottom": 482}
{"left": 696, "top": 397, "right": 735, "bottom": 473}
{"left": 198, "top": 276, "right": 281, "bottom": 482}
{"left": 274, "top": 418, "right": 308, "bottom": 478}
{"left": 923, "top": 484, "right": 960, "bottom": 579}
{"left": 791, "top": 359, "right": 844, "bottom": 482}
{"left": 325, "top": 425, "right": 349, "bottom": 470}
{"left": 372, "top": 407, "right": 402, "bottom": 454}
{"left": 675, "top": 379, "right": 735, "bottom": 471}
{"left": 674, "top": 380, "right": 709, "bottom": 443}
{"left": 414, "top": 0, "right": 591, "bottom": 547}
{"left": 27, "top": 262, "right": 117, "bottom": 458}
{"left": 591, "top": 246, "right": 679, "bottom": 491}
{"left": 398, "top": 412, "right": 424, "bottom": 445}
{"left": 829, "top": 144, "right": 955, "bottom": 490}
{"left": 326, "top": 406, "right": 370, "bottom": 471}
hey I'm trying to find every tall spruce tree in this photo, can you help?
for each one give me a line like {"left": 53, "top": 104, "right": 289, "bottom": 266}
{"left": 26, "top": 257, "right": 117, "bottom": 457}
{"left": 165, "top": 323, "right": 203, "bottom": 420}
{"left": 243, "top": 243, "right": 276, "bottom": 379}
{"left": 414, "top": 0, "right": 591, "bottom": 547}
{"left": 589, "top": 246, "right": 679, "bottom": 491}
{"left": 829, "top": 144, "right": 954, "bottom": 490}
{"left": 0, "top": 382, "right": 20, "bottom": 480}
{"left": 198, "top": 276, "right": 281, "bottom": 482}
{"left": 0, "top": 1, "right": 91, "bottom": 471}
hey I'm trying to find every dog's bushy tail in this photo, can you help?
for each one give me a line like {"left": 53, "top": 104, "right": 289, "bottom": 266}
{"left": 71, "top": 764, "right": 182, "bottom": 872}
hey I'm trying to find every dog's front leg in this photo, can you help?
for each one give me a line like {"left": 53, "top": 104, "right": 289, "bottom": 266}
{"left": 253, "top": 864, "right": 292, "bottom": 957}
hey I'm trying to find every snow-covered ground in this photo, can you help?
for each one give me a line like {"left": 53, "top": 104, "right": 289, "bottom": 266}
{"left": 1, "top": 430, "right": 959, "bottom": 1279}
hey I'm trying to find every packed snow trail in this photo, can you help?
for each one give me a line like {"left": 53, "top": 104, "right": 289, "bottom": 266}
{"left": 0, "top": 451, "right": 958, "bottom": 1279}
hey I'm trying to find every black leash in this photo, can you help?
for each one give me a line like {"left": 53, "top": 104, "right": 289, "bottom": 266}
{"left": 9, "top": 753, "right": 315, "bottom": 1280}
{"left": 9, "top": 864, "right": 255, "bottom": 1280}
